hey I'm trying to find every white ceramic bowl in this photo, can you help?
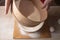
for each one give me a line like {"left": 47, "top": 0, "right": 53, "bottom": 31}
{"left": 18, "top": 22, "right": 44, "bottom": 32}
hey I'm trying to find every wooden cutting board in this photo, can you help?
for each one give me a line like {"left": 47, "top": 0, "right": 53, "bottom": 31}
{"left": 13, "top": 20, "right": 51, "bottom": 39}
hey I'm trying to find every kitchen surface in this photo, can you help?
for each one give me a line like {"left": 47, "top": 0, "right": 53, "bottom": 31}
{"left": 0, "top": 0, "right": 60, "bottom": 40}
{"left": 0, "top": 6, "right": 60, "bottom": 40}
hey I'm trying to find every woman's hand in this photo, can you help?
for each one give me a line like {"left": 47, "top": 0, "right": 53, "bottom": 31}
{"left": 42, "top": 0, "right": 52, "bottom": 9}
{"left": 5, "top": 0, "right": 11, "bottom": 14}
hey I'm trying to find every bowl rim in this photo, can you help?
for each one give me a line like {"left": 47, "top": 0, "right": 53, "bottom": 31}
{"left": 18, "top": 22, "right": 44, "bottom": 32}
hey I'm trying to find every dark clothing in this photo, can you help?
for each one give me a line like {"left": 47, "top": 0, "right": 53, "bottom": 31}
{"left": 55, "top": 0, "right": 60, "bottom": 5}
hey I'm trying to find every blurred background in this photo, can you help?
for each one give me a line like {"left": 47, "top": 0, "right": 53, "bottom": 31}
{"left": 0, "top": 0, "right": 14, "bottom": 40}
{"left": 0, "top": 0, "right": 5, "bottom": 6}
{"left": 0, "top": 0, "right": 60, "bottom": 40}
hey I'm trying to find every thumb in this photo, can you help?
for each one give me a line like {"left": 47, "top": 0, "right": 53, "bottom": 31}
{"left": 42, "top": 2, "right": 48, "bottom": 9}
{"left": 42, "top": 0, "right": 52, "bottom": 9}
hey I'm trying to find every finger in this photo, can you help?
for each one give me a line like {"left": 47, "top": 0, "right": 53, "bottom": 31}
{"left": 5, "top": 0, "right": 11, "bottom": 14}
{"left": 42, "top": 0, "right": 48, "bottom": 9}
{"left": 42, "top": 0, "right": 52, "bottom": 9}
